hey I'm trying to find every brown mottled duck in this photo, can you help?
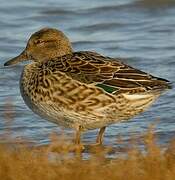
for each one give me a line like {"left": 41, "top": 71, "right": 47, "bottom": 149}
{"left": 4, "top": 28, "right": 171, "bottom": 146}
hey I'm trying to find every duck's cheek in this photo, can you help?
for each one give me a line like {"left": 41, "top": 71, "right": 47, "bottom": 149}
{"left": 45, "top": 42, "right": 57, "bottom": 49}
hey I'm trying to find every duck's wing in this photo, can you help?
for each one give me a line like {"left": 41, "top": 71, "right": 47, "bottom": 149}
{"left": 51, "top": 51, "right": 171, "bottom": 94}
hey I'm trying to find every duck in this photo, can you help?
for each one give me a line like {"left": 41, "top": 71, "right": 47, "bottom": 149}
{"left": 4, "top": 28, "right": 172, "bottom": 146}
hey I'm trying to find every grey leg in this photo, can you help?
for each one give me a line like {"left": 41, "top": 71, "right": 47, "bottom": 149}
{"left": 73, "top": 126, "right": 85, "bottom": 153}
{"left": 96, "top": 126, "right": 106, "bottom": 145}
{"left": 75, "top": 127, "right": 81, "bottom": 145}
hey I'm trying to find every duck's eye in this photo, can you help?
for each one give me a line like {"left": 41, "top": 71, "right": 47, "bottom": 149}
{"left": 34, "top": 39, "right": 45, "bottom": 45}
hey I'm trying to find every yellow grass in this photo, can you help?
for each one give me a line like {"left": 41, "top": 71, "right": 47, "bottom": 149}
{"left": 1, "top": 99, "right": 175, "bottom": 180}
{"left": 0, "top": 128, "right": 175, "bottom": 180}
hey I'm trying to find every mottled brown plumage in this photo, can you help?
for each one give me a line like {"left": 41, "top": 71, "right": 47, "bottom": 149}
{"left": 4, "top": 28, "right": 171, "bottom": 146}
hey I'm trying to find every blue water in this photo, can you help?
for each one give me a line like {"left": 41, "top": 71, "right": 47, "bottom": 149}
{"left": 0, "top": 0, "right": 175, "bottom": 148}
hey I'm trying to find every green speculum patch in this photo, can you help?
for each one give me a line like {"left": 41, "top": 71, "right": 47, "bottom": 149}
{"left": 96, "top": 83, "right": 117, "bottom": 93}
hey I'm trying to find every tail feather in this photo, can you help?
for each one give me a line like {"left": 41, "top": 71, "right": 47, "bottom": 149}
{"left": 123, "top": 93, "right": 159, "bottom": 110}
{"left": 151, "top": 76, "right": 172, "bottom": 90}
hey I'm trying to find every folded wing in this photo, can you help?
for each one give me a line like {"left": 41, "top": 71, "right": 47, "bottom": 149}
{"left": 48, "top": 51, "right": 171, "bottom": 94}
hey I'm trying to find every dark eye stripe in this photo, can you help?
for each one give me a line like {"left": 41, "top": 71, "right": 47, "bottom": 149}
{"left": 44, "top": 40, "right": 56, "bottom": 44}
{"left": 34, "top": 40, "right": 44, "bottom": 44}
{"left": 35, "top": 39, "right": 56, "bottom": 44}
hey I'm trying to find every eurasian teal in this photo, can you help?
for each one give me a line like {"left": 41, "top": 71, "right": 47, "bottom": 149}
{"left": 4, "top": 28, "right": 171, "bottom": 146}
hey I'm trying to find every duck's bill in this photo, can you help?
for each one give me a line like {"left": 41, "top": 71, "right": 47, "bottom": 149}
{"left": 4, "top": 51, "right": 27, "bottom": 66}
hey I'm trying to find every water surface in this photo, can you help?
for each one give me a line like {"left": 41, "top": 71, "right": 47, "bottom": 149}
{"left": 0, "top": 0, "right": 175, "bottom": 149}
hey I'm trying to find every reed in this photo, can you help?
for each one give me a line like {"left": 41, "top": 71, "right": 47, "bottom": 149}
{"left": 0, "top": 127, "right": 175, "bottom": 180}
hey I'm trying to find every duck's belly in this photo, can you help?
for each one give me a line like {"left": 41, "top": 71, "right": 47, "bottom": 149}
{"left": 20, "top": 83, "right": 157, "bottom": 131}
{"left": 20, "top": 85, "right": 112, "bottom": 130}
{"left": 20, "top": 86, "right": 76, "bottom": 128}
{"left": 20, "top": 90, "right": 109, "bottom": 130}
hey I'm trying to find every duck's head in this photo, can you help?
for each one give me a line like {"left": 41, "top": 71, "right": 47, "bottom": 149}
{"left": 4, "top": 28, "right": 73, "bottom": 66}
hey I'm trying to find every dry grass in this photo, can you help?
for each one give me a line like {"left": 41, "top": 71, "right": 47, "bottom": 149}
{"left": 0, "top": 131, "right": 175, "bottom": 180}
{"left": 1, "top": 99, "right": 175, "bottom": 180}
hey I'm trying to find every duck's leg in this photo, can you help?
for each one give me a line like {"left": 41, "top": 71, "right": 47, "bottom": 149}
{"left": 96, "top": 126, "right": 106, "bottom": 145}
{"left": 73, "top": 126, "right": 84, "bottom": 152}
{"left": 75, "top": 127, "right": 81, "bottom": 145}
{"left": 87, "top": 126, "right": 106, "bottom": 149}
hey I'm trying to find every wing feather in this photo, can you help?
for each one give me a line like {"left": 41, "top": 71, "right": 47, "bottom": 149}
{"left": 46, "top": 51, "right": 171, "bottom": 94}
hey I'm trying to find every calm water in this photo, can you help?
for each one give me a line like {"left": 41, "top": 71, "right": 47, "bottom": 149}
{"left": 0, "top": 0, "right": 175, "bottom": 148}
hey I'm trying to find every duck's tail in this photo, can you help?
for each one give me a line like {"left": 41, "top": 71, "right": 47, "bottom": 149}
{"left": 121, "top": 77, "right": 172, "bottom": 113}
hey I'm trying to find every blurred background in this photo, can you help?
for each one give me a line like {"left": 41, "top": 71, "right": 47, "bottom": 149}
{"left": 0, "top": 0, "right": 175, "bottom": 149}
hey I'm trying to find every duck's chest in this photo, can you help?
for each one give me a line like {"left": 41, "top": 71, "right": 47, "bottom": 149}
{"left": 20, "top": 64, "right": 65, "bottom": 123}
{"left": 20, "top": 64, "right": 42, "bottom": 107}
{"left": 20, "top": 65, "right": 43, "bottom": 117}
{"left": 19, "top": 64, "right": 93, "bottom": 128}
